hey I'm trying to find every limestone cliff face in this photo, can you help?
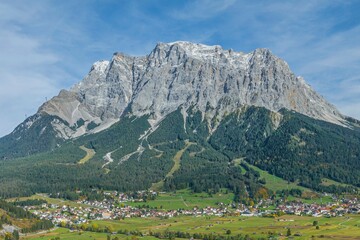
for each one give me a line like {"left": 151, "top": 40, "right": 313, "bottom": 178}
{"left": 36, "top": 41, "right": 345, "bottom": 139}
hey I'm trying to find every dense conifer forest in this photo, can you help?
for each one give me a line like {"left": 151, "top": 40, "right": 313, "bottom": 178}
{"left": 0, "top": 106, "right": 359, "bottom": 199}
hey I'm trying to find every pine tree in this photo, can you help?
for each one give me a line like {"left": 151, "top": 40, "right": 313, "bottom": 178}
{"left": 286, "top": 228, "right": 291, "bottom": 236}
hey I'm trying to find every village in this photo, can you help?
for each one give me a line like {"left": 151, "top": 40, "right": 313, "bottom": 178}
{"left": 20, "top": 191, "right": 360, "bottom": 227}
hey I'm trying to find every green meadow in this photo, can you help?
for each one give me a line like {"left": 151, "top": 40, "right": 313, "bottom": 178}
{"left": 23, "top": 214, "right": 360, "bottom": 240}
{"left": 7, "top": 194, "right": 88, "bottom": 208}
{"left": 22, "top": 228, "right": 157, "bottom": 240}
{"left": 235, "top": 160, "right": 311, "bottom": 193}
{"left": 126, "top": 189, "right": 234, "bottom": 210}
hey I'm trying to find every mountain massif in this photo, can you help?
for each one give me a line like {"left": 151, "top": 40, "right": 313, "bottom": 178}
{"left": 0, "top": 42, "right": 359, "bottom": 199}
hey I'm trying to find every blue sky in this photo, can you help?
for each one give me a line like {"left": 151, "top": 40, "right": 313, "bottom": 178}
{"left": 1, "top": 0, "right": 360, "bottom": 137}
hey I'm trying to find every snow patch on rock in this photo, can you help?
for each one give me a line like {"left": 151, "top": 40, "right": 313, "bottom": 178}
{"left": 30, "top": 41, "right": 348, "bottom": 140}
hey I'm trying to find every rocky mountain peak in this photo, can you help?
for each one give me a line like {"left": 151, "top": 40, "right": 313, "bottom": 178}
{"left": 32, "top": 41, "right": 346, "bottom": 139}
{"left": 91, "top": 60, "right": 109, "bottom": 72}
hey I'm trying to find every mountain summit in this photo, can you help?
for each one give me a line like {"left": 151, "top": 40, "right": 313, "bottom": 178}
{"left": 35, "top": 41, "right": 344, "bottom": 140}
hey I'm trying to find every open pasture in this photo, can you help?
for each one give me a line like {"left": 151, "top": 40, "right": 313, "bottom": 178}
{"left": 23, "top": 214, "right": 360, "bottom": 240}
{"left": 126, "top": 189, "right": 234, "bottom": 210}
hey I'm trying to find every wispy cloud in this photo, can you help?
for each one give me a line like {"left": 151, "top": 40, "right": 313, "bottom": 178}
{"left": 0, "top": 1, "right": 106, "bottom": 136}
{"left": 0, "top": 0, "right": 159, "bottom": 136}
{"left": 171, "top": 0, "right": 236, "bottom": 20}
{"left": 0, "top": 2, "right": 61, "bottom": 135}
{"left": 208, "top": 0, "right": 360, "bottom": 119}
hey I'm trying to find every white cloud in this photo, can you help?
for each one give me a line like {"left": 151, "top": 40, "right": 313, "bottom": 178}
{"left": 171, "top": 0, "right": 236, "bottom": 20}
{"left": 221, "top": 1, "right": 360, "bottom": 119}
{"left": 0, "top": 73, "right": 60, "bottom": 135}
{"left": 0, "top": 1, "right": 72, "bottom": 136}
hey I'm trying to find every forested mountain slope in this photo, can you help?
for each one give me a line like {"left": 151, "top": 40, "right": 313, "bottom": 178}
{"left": 0, "top": 106, "right": 359, "bottom": 198}
{"left": 0, "top": 42, "right": 359, "bottom": 198}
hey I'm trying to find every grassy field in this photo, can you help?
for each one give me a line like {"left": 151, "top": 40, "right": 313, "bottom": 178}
{"left": 238, "top": 160, "right": 312, "bottom": 193}
{"left": 78, "top": 145, "right": 96, "bottom": 164}
{"left": 321, "top": 178, "right": 358, "bottom": 189}
{"left": 286, "top": 194, "right": 334, "bottom": 205}
{"left": 21, "top": 227, "right": 158, "bottom": 240}
{"left": 126, "top": 189, "right": 234, "bottom": 210}
{"left": 7, "top": 194, "right": 89, "bottom": 208}
{"left": 231, "top": 160, "right": 343, "bottom": 205}
{"left": 22, "top": 215, "right": 360, "bottom": 240}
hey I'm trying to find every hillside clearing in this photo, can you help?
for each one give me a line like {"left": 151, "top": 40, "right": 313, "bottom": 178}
{"left": 237, "top": 160, "right": 311, "bottom": 193}
{"left": 151, "top": 140, "right": 194, "bottom": 191}
{"left": 321, "top": 178, "right": 358, "bottom": 189}
{"left": 165, "top": 140, "right": 195, "bottom": 178}
{"left": 7, "top": 194, "right": 89, "bottom": 208}
{"left": 77, "top": 145, "right": 95, "bottom": 164}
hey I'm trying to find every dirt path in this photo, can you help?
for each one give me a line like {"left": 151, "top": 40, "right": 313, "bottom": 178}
{"left": 181, "top": 196, "right": 189, "bottom": 207}
{"left": 338, "top": 217, "right": 352, "bottom": 226}
{"left": 21, "top": 227, "right": 58, "bottom": 237}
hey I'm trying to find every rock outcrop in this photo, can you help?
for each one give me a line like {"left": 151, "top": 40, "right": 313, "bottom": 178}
{"left": 35, "top": 41, "right": 345, "bottom": 138}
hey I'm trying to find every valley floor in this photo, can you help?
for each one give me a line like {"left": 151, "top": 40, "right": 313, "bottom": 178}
{"left": 3, "top": 189, "right": 360, "bottom": 239}
{"left": 21, "top": 214, "right": 360, "bottom": 240}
